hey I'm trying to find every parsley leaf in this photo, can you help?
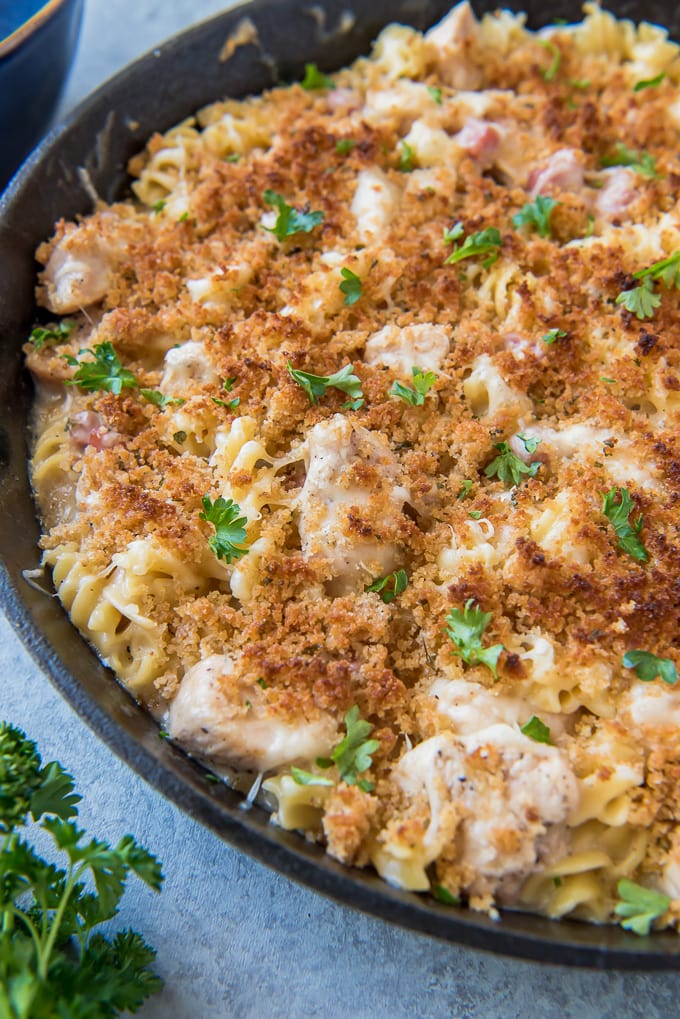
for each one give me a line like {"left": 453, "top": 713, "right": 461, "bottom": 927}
{"left": 542, "top": 328, "right": 568, "bottom": 345}
{"left": 398, "top": 140, "right": 415, "bottom": 172}
{"left": 63, "top": 342, "right": 139, "bottom": 395}
{"left": 335, "top": 138, "right": 356, "bottom": 155}
{"left": 290, "top": 766, "right": 334, "bottom": 787}
{"left": 427, "top": 85, "right": 443, "bottom": 104}
{"left": 457, "top": 480, "right": 473, "bottom": 500}
{"left": 365, "top": 568, "right": 408, "bottom": 604}
{"left": 521, "top": 715, "right": 552, "bottom": 744}
{"left": 339, "top": 267, "right": 362, "bottom": 305}
{"left": 433, "top": 885, "right": 460, "bottom": 905}
{"left": 199, "top": 495, "right": 249, "bottom": 562}
{"left": 634, "top": 250, "right": 680, "bottom": 288}
{"left": 141, "top": 389, "right": 185, "bottom": 409}
{"left": 0, "top": 724, "right": 163, "bottom": 1015}
{"left": 602, "top": 486, "right": 648, "bottom": 563}
{"left": 634, "top": 72, "right": 665, "bottom": 91}
{"left": 287, "top": 361, "right": 363, "bottom": 405}
{"left": 623, "top": 650, "right": 677, "bottom": 686}
{"left": 614, "top": 879, "right": 670, "bottom": 935}
{"left": 599, "top": 143, "right": 660, "bottom": 178}
{"left": 323, "top": 706, "right": 380, "bottom": 790}
{"left": 151, "top": 199, "right": 166, "bottom": 213}
{"left": 262, "top": 190, "right": 324, "bottom": 241}
{"left": 512, "top": 195, "right": 558, "bottom": 238}
{"left": 444, "top": 223, "right": 502, "bottom": 268}
{"left": 444, "top": 599, "right": 504, "bottom": 678}
{"left": 615, "top": 276, "right": 661, "bottom": 320}
{"left": 300, "top": 63, "right": 335, "bottom": 90}
{"left": 390, "top": 366, "right": 437, "bottom": 406}
{"left": 29, "top": 319, "right": 75, "bottom": 350}
{"left": 538, "top": 38, "right": 561, "bottom": 81}
{"left": 484, "top": 435, "right": 542, "bottom": 487}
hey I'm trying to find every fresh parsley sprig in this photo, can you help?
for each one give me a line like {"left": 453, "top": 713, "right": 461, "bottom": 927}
{"left": 390, "top": 367, "right": 437, "bottom": 406}
{"left": 141, "top": 389, "right": 185, "bottom": 409}
{"left": 398, "top": 140, "right": 415, "bottom": 173}
{"left": 599, "top": 143, "right": 660, "bottom": 178}
{"left": 614, "top": 879, "right": 670, "bottom": 935}
{"left": 444, "top": 599, "right": 504, "bottom": 678}
{"left": 64, "top": 342, "right": 138, "bottom": 395}
{"left": 199, "top": 495, "right": 249, "bottom": 563}
{"left": 290, "top": 767, "right": 334, "bottom": 787}
{"left": 300, "top": 63, "right": 335, "bottom": 90}
{"left": 484, "top": 435, "right": 542, "bottom": 487}
{"left": 538, "top": 37, "right": 561, "bottom": 81}
{"left": 317, "top": 706, "right": 380, "bottom": 792}
{"left": 444, "top": 223, "right": 502, "bottom": 268}
{"left": 622, "top": 650, "right": 677, "bottom": 685}
{"left": 339, "top": 267, "right": 362, "bottom": 306}
{"left": 365, "top": 568, "right": 408, "bottom": 604}
{"left": 29, "top": 319, "right": 75, "bottom": 350}
{"left": 616, "top": 251, "right": 680, "bottom": 320}
{"left": 542, "top": 328, "right": 568, "bottom": 345}
{"left": 287, "top": 361, "right": 363, "bottom": 407}
{"left": 634, "top": 72, "right": 665, "bottom": 92}
{"left": 602, "top": 487, "right": 648, "bottom": 563}
{"left": 262, "top": 190, "right": 324, "bottom": 241}
{"left": 521, "top": 715, "right": 552, "bottom": 744}
{"left": 512, "top": 196, "right": 558, "bottom": 238}
{"left": 0, "top": 723, "right": 163, "bottom": 1016}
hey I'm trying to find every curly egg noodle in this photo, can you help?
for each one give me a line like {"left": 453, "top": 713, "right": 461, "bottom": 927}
{"left": 25, "top": 3, "right": 680, "bottom": 929}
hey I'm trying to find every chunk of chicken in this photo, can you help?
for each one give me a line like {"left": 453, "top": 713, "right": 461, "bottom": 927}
{"left": 166, "top": 654, "right": 337, "bottom": 772}
{"left": 160, "top": 340, "right": 218, "bottom": 391}
{"left": 426, "top": 2, "right": 482, "bottom": 89}
{"left": 42, "top": 217, "right": 128, "bottom": 313}
{"left": 298, "top": 414, "right": 410, "bottom": 590}
{"left": 351, "top": 168, "right": 401, "bottom": 243}
{"left": 364, "top": 323, "right": 449, "bottom": 374}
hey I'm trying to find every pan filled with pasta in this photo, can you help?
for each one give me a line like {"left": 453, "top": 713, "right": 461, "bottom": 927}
{"left": 2, "top": 0, "right": 680, "bottom": 965}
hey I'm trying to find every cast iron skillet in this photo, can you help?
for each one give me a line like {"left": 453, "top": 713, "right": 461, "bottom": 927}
{"left": 1, "top": 0, "right": 680, "bottom": 968}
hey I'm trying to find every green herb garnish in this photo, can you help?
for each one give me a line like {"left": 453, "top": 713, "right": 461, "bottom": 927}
{"left": 290, "top": 767, "right": 334, "bottom": 787}
{"left": 151, "top": 199, "right": 166, "bottom": 213}
{"left": 339, "top": 267, "right": 362, "bottom": 306}
{"left": 602, "top": 486, "right": 648, "bottom": 563}
{"left": 262, "top": 190, "right": 324, "bottom": 241}
{"left": 433, "top": 885, "right": 460, "bottom": 905}
{"left": 542, "top": 328, "right": 568, "bottom": 345}
{"left": 64, "top": 342, "right": 138, "bottom": 395}
{"left": 29, "top": 319, "right": 75, "bottom": 350}
{"left": 398, "top": 140, "right": 415, "bottom": 172}
{"left": 538, "top": 37, "right": 561, "bottom": 81}
{"left": 614, "top": 879, "right": 670, "bottom": 935}
{"left": 521, "top": 715, "right": 552, "bottom": 744}
{"left": 199, "top": 495, "right": 249, "bottom": 563}
{"left": 0, "top": 723, "right": 163, "bottom": 1016}
{"left": 390, "top": 367, "right": 437, "bottom": 406}
{"left": 444, "top": 223, "right": 502, "bottom": 268}
{"left": 512, "top": 195, "right": 558, "bottom": 238}
{"left": 484, "top": 435, "right": 542, "bottom": 487}
{"left": 599, "top": 143, "right": 660, "bottom": 178}
{"left": 300, "top": 63, "right": 335, "bottom": 90}
{"left": 335, "top": 138, "right": 356, "bottom": 155}
{"left": 444, "top": 599, "right": 504, "bottom": 678}
{"left": 365, "top": 568, "right": 408, "bottom": 604}
{"left": 427, "top": 85, "right": 443, "bottom": 104}
{"left": 287, "top": 361, "right": 363, "bottom": 406}
{"left": 457, "top": 480, "right": 473, "bottom": 500}
{"left": 633, "top": 72, "right": 666, "bottom": 92}
{"left": 141, "top": 389, "right": 185, "bottom": 409}
{"left": 622, "top": 650, "right": 677, "bottom": 685}
{"left": 317, "top": 706, "right": 379, "bottom": 792}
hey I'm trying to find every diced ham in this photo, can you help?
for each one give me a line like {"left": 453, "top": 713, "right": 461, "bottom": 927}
{"left": 596, "top": 168, "right": 636, "bottom": 219}
{"left": 454, "top": 119, "right": 501, "bottom": 166}
{"left": 528, "top": 148, "right": 584, "bottom": 196}
{"left": 69, "top": 411, "right": 123, "bottom": 451}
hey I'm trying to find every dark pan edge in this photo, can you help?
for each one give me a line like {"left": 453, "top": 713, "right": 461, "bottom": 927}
{"left": 2, "top": 0, "right": 680, "bottom": 968}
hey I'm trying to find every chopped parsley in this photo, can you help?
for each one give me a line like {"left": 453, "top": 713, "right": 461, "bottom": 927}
{"left": 339, "top": 266, "right": 362, "bottom": 305}
{"left": 199, "top": 495, "right": 249, "bottom": 563}
{"left": 622, "top": 650, "right": 677, "bottom": 686}
{"left": 433, "top": 885, "right": 460, "bottom": 906}
{"left": 29, "top": 318, "right": 75, "bottom": 349}
{"left": 484, "top": 435, "right": 542, "bottom": 487}
{"left": 427, "top": 85, "right": 443, "bottom": 104}
{"left": 335, "top": 138, "right": 356, "bottom": 155}
{"left": 300, "top": 62, "right": 335, "bottom": 90}
{"left": 457, "top": 479, "right": 473, "bottom": 500}
{"left": 317, "top": 705, "right": 379, "bottom": 792}
{"left": 601, "top": 486, "right": 648, "bottom": 563}
{"left": 614, "top": 879, "right": 670, "bottom": 936}
{"left": 633, "top": 72, "right": 666, "bottom": 92}
{"left": 290, "top": 766, "right": 334, "bottom": 787}
{"left": 390, "top": 367, "right": 437, "bottom": 406}
{"left": 468, "top": 509, "right": 482, "bottom": 519}
{"left": 0, "top": 723, "right": 163, "bottom": 1016}
{"left": 151, "top": 199, "right": 166, "bottom": 213}
{"left": 521, "top": 715, "right": 552, "bottom": 744}
{"left": 512, "top": 195, "right": 558, "bottom": 238}
{"left": 141, "top": 389, "right": 185, "bottom": 409}
{"left": 287, "top": 361, "right": 363, "bottom": 406}
{"left": 542, "top": 328, "right": 568, "bottom": 345}
{"left": 63, "top": 342, "right": 138, "bottom": 395}
{"left": 617, "top": 251, "right": 680, "bottom": 319}
{"left": 262, "top": 190, "right": 324, "bottom": 241}
{"left": 365, "top": 568, "right": 408, "bottom": 604}
{"left": 538, "top": 37, "right": 561, "bottom": 81}
{"left": 444, "top": 223, "right": 502, "bottom": 268}
{"left": 212, "top": 396, "right": 240, "bottom": 410}
{"left": 398, "top": 140, "right": 415, "bottom": 172}
{"left": 224, "top": 152, "right": 240, "bottom": 163}
{"left": 599, "top": 143, "right": 660, "bottom": 178}
{"left": 444, "top": 599, "right": 504, "bottom": 678}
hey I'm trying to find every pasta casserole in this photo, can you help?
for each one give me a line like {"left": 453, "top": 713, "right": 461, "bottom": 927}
{"left": 25, "top": 2, "right": 680, "bottom": 932}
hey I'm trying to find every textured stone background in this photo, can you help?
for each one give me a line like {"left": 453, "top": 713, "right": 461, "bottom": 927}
{"left": 2, "top": 1, "right": 680, "bottom": 1014}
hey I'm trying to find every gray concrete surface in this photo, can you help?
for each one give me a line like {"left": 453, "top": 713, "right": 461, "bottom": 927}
{"left": 3, "top": 1, "right": 680, "bottom": 1015}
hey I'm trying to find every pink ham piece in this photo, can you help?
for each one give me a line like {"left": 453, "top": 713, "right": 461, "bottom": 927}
{"left": 528, "top": 148, "right": 583, "bottom": 196}
{"left": 454, "top": 119, "right": 501, "bottom": 166}
{"left": 596, "top": 168, "right": 636, "bottom": 219}
{"left": 70, "top": 411, "right": 123, "bottom": 451}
